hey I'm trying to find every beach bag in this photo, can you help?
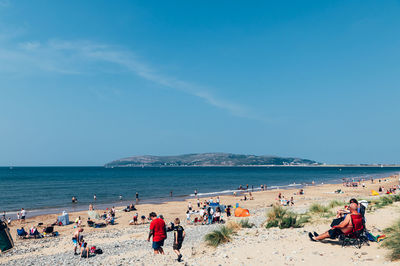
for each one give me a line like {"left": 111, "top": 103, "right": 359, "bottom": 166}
{"left": 95, "top": 248, "right": 103, "bottom": 254}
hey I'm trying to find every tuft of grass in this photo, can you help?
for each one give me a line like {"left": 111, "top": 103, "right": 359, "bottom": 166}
{"left": 309, "top": 203, "right": 330, "bottom": 214}
{"left": 382, "top": 219, "right": 400, "bottom": 261}
{"left": 238, "top": 219, "right": 255, "bottom": 228}
{"left": 204, "top": 225, "right": 234, "bottom": 247}
{"left": 328, "top": 200, "right": 344, "bottom": 209}
{"left": 265, "top": 205, "right": 309, "bottom": 229}
{"left": 392, "top": 195, "right": 400, "bottom": 202}
{"left": 226, "top": 221, "right": 241, "bottom": 232}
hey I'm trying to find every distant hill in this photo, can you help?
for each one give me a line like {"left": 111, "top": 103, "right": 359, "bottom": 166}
{"left": 104, "top": 153, "right": 320, "bottom": 167}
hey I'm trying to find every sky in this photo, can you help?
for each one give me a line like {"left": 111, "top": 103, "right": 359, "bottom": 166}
{"left": 1, "top": 0, "right": 400, "bottom": 166}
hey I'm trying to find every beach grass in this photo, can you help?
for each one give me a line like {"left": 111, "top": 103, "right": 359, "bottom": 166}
{"left": 204, "top": 225, "right": 234, "bottom": 247}
{"left": 265, "top": 205, "right": 309, "bottom": 229}
{"left": 309, "top": 203, "right": 330, "bottom": 214}
{"left": 328, "top": 200, "right": 344, "bottom": 209}
{"left": 238, "top": 218, "right": 255, "bottom": 228}
{"left": 382, "top": 218, "right": 400, "bottom": 261}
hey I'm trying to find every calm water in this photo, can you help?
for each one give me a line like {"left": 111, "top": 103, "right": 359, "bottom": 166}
{"left": 1, "top": 166, "right": 399, "bottom": 215}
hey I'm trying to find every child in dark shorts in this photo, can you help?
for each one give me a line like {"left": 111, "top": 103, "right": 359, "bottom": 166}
{"left": 173, "top": 218, "right": 186, "bottom": 262}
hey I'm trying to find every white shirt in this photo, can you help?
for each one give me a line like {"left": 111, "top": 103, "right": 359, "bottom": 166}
{"left": 21, "top": 210, "right": 26, "bottom": 217}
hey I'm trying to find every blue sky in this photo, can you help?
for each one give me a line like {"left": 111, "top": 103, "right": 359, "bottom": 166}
{"left": 1, "top": 0, "right": 400, "bottom": 166}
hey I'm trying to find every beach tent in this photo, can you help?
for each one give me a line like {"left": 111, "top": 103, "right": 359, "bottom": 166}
{"left": 57, "top": 212, "right": 69, "bottom": 226}
{"left": 234, "top": 207, "right": 250, "bottom": 217}
{"left": 371, "top": 190, "right": 379, "bottom": 196}
{"left": 0, "top": 221, "right": 14, "bottom": 252}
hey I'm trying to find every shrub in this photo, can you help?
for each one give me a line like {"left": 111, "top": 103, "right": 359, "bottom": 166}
{"left": 309, "top": 203, "right": 330, "bottom": 214}
{"left": 382, "top": 219, "right": 400, "bottom": 261}
{"left": 238, "top": 219, "right": 255, "bottom": 228}
{"left": 204, "top": 225, "right": 234, "bottom": 247}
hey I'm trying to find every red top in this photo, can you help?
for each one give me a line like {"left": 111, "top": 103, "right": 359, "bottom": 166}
{"left": 149, "top": 218, "right": 166, "bottom": 242}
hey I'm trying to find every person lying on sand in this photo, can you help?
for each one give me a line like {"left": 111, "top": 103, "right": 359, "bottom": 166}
{"left": 309, "top": 203, "right": 360, "bottom": 241}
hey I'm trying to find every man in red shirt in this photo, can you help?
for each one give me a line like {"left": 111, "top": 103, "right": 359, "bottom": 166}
{"left": 147, "top": 212, "right": 166, "bottom": 254}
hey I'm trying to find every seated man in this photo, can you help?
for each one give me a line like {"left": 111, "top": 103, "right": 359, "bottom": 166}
{"left": 309, "top": 203, "right": 362, "bottom": 241}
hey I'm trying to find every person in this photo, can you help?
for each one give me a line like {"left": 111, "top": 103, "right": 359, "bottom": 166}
{"left": 80, "top": 239, "right": 90, "bottom": 258}
{"left": 216, "top": 196, "right": 220, "bottom": 204}
{"left": 309, "top": 203, "right": 361, "bottom": 241}
{"left": 226, "top": 206, "right": 231, "bottom": 218}
{"left": 214, "top": 207, "right": 221, "bottom": 223}
{"left": 2, "top": 211, "right": 5, "bottom": 221}
{"left": 136, "top": 192, "right": 139, "bottom": 203}
{"left": 72, "top": 196, "right": 77, "bottom": 203}
{"left": 188, "top": 202, "right": 192, "bottom": 211}
{"left": 7, "top": 217, "right": 11, "bottom": 225}
{"left": 186, "top": 211, "right": 191, "bottom": 224}
{"left": 141, "top": 215, "right": 146, "bottom": 224}
{"left": 170, "top": 191, "right": 173, "bottom": 197}
{"left": 111, "top": 206, "right": 116, "bottom": 218}
{"left": 133, "top": 213, "right": 138, "bottom": 225}
{"left": 147, "top": 212, "right": 166, "bottom": 255}
{"left": 278, "top": 193, "right": 282, "bottom": 199}
{"left": 261, "top": 184, "right": 264, "bottom": 191}
{"left": 17, "top": 212, "right": 20, "bottom": 222}
{"left": 75, "top": 216, "right": 82, "bottom": 227}
{"left": 89, "top": 204, "right": 94, "bottom": 211}
{"left": 20, "top": 208, "right": 26, "bottom": 224}
{"left": 119, "top": 195, "right": 123, "bottom": 200}
{"left": 290, "top": 197, "right": 294, "bottom": 206}
{"left": 173, "top": 218, "right": 185, "bottom": 262}
{"left": 206, "top": 207, "right": 213, "bottom": 224}
{"left": 72, "top": 228, "right": 83, "bottom": 255}
{"left": 197, "top": 198, "right": 200, "bottom": 208}
{"left": 194, "top": 189, "right": 197, "bottom": 197}
{"left": 93, "top": 194, "right": 97, "bottom": 201}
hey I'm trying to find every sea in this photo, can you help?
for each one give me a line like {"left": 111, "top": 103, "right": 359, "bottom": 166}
{"left": 1, "top": 166, "right": 399, "bottom": 218}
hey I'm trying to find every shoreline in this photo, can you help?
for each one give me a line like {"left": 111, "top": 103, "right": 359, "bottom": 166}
{"left": 4, "top": 169, "right": 398, "bottom": 219}
{"left": 1, "top": 173, "right": 399, "bottom": 265}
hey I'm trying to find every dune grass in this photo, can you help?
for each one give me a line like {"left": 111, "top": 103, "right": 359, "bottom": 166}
{"left": 238, "top": 218, "right": 255, "bottom": 228}
{"left": 204, "top": 225, "right": 234, "bottom": 247}
{"left": 265, "top": 205, "right": 310, "bottom": 229}
{"left": 382, "top": 219, "right": 400, "bottom": 261}
{"left": 328, "top": 200, "right": 344, "bottom": 209}
{"left": 309, "top": 203, "right": 330, "bottom": 214}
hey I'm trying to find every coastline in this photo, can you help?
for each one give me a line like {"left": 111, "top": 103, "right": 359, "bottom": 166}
{"left": 2, "top": 173, "right": 400, "bottom": 265}
{"left": 1, "top": 173, "right": 399, "bottom": 265}
{"left": 3, "top": 168, "right": 399, "bottom": 220}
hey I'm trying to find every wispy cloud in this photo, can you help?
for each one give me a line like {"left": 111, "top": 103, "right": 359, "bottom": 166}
{"left": 1, "top": 38, "right": 264, "bottom": 121}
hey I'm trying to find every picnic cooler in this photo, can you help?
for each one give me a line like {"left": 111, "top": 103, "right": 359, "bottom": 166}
{"left": 0, "top": 221, "right": 14, "bottom": 252}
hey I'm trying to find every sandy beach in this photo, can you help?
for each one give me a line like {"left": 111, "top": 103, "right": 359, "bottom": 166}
{"left": 1, "top": 174, "right": 399, "bottom": 265}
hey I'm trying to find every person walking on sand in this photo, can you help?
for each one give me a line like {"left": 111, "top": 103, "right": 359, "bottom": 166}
{"left": 197, "top": 198, "right": 200, "bottom": 208}
{"left": 147, "top": 212, "right": 166, "bottom": 255}
{"left": 173, "top": 218, "right": 185, "bottom": 262}
{"left": 20, "top": 208, "right": 26, "bottom": 224}
{"left": 72, "top": 228, "right": 83, "bottom": 255}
